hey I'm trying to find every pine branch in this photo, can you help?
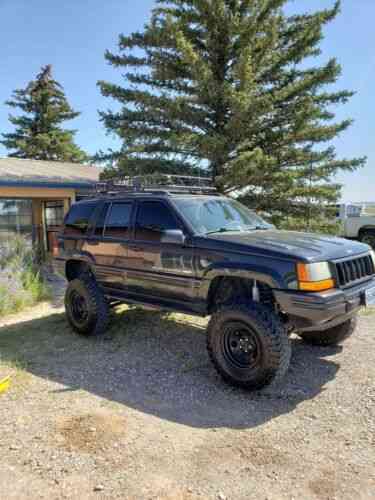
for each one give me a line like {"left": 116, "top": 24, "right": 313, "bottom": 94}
{"left": 97, "top": 0, "right": 364, "bottom": 230}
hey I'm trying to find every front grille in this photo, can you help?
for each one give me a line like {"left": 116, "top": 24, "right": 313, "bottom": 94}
{"left": 335, "top": 254, "right": 375, "bottom": 287}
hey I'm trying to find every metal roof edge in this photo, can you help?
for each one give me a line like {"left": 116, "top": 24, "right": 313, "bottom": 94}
{"left": 0, "top": 180, "right": 96, "bottom": 189}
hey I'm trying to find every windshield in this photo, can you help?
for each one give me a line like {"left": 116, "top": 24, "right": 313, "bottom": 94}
{"left": 173, "top": 197, "right": 273, "bottom": 235}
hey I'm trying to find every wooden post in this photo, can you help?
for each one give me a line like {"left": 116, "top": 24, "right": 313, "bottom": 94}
{"left": 63, "top": 197, "right": 71, "bottom": 216}
{"left": 31, "top": 199, "right": 45, "bottom": 261}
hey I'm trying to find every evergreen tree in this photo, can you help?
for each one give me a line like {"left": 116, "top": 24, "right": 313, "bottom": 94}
{"left": 1, "top": 65, "right": 87, "bottom": 163}
{"left": 98, "top": 0, "right": 365, "bottom": 230}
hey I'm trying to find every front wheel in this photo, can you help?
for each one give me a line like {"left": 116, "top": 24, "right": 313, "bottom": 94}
{"left": 207, "top": 302, "right": 291, "bottom": 391}
{"left": 65, "top": 275, "right": 109, "bottom": 337}
{"left": 298, "top": 317, "right": 357, "bottom": 346}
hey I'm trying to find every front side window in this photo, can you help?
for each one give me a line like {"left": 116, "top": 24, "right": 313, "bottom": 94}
{"left": 64, "top": 202, "right": 97, "bottom": 236}
{"left": 135, "top": 201, "right": 180, "bottom": 241}
{"left": 104, "top": 203, "right": 132, "bottom": 239}
{"left": 173, "top": 197, "right": 272, "bottom": 235}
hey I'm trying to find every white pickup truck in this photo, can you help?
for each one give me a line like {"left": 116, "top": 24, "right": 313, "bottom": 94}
{"left": 336, "top": 204, "right": 375, "bottom": 249}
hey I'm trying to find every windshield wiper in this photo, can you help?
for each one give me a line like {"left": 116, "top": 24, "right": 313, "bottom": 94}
{"left": 206, "top": 224, "right": 270, "bottom": 235}
{"left": 206, "top": 227, "right": 242, "bottom": 235}
{"left": 244, "top": 225, "right": 270, "bottom": 231}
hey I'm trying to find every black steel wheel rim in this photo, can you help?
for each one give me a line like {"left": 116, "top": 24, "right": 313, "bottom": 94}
{"left": 69, "top": 290, "right": 89, "bottom": 324}
{"left": 222, "top": 321, "right": 262, "bottom": 369}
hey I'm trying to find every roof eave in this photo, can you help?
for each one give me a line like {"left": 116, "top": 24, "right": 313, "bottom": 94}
{"left": 0, "top": 180, "right": 96, "bottom": 190}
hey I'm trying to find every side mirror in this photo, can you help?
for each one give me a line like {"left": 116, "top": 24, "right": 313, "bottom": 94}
{"left": 161, "top": 229, "right": 186, "bottom": 245}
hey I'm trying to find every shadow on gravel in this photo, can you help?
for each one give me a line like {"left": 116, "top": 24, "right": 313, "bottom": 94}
{"left": 0, "top": 308, "right": 340, "bottom": 429}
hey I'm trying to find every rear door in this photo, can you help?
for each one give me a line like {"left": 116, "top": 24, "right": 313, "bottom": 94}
{"left": 86, "top": 201, "right": 134, "bottom": 292}
{"left": 126, "top": 199, "right": 197, "bottom": 304}
{"left": 60, "top": 201, "right": 98, "bottom": 256}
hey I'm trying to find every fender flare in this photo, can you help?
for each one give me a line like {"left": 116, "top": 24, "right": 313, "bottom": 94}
{"left": 198, "top": 263, "right": 284, "bottom": 304}
{"left": 64, "top": 253, "right": 96, "bottom": 280}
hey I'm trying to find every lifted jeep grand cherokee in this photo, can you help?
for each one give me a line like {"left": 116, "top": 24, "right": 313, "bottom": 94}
{"left": 55, "top": 177, "right": 375, "bottom": 391}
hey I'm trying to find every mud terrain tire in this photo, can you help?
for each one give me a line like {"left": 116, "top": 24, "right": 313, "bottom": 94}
{"left": 207, "top": 301, "right": 291, "bottom": 391}
{"left": 65, "top": 275, "right": 109, "bottom": 337}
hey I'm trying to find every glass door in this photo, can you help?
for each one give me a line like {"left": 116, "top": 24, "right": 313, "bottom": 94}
{"left": 44, "top": 201, "right": 65, "bottom": 254}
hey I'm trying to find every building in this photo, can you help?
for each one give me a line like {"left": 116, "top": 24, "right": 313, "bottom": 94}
{"left": 0, "top": 158, "right": 101, "bottom": 255}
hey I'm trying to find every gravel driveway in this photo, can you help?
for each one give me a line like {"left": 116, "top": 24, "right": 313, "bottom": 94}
{"left": 0, "top": 293, "right": 374, "bottom": 499}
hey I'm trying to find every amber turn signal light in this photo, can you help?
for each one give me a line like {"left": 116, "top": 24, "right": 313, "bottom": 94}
{"left": 298, "top": 279, "right": 336, "bottom": 292}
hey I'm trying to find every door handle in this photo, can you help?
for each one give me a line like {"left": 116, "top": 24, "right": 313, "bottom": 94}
{"left": 130, "top": 246, "right": 143, "bottom": 252}
{"left": 87, "top": 239, "right": 99, "bottom": 246}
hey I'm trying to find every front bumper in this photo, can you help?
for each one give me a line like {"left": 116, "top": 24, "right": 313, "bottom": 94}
{"left": 274, "top": 278, "right": 375, "bottom": 332}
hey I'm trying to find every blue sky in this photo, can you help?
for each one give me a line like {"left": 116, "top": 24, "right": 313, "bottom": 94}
{"left": 0, "top": 0, "right": 374, "bottom": 202}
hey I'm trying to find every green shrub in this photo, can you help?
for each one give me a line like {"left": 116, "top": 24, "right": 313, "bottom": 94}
{"left": 0, "top": 285, "right": 28, "bottom": 316}
{"left": 0, "top": 236, "right": 50, "bottom": 316}
{"left": 21, "top": 268, "right": 50, "bottom": 302}
{"left": 0, "top": 235, "right": 34, "bottom": 268}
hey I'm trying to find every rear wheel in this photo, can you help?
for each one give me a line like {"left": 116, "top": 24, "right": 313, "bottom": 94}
{"left": 65, "top": 275, "right": 109, "bottom": 337}
{"left": 298, "top": 317, "right": 357, "bottom": 346}
{"left": 207, "top": 302, "right": 291, "bottom": 391}
{"left": 359, "top": 230, "right": 375, "bottom": 249}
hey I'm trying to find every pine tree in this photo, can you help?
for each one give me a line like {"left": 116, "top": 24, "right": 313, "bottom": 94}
{"left": 98, "top": 0, "right": 365, "bottom": 230}
{"left": 1, "top": 65, "right": 87, "bottom": 163}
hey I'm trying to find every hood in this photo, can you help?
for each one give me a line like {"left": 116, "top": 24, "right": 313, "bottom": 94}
{"left": 204, "top": 230, "right": 371, "bottom": 262}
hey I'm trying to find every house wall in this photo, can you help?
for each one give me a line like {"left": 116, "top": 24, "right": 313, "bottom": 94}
{"left": 0, "top": 186, "right": 76, "bottom": 254}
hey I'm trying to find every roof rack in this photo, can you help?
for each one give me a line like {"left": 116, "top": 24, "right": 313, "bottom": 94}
{"left": 94, "top": 174, "right": 218, "bottom": 196}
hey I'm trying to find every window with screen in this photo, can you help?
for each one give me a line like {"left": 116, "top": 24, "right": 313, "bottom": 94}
{"left": 104, "top": 203, "right": 132, "bottom": 239}
{"left": 64, "top": 202, "right": 97, "bottom": 236}
{"left": 0, "top": 199, "right": 33, "bottom": 245}
{"left": 135, "top": 201, "right": 180, "bottom": 242}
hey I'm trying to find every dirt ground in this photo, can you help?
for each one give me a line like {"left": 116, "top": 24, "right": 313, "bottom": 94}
{"left": 0, "top": 282, "right": 374, "bottom": 499}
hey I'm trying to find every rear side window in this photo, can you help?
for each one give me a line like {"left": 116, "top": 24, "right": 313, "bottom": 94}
{"left": 104, "top": 202, "right": 133, "bottom": 239}
{"left": 64, "top": 202, "right": 97, "bottom": 236}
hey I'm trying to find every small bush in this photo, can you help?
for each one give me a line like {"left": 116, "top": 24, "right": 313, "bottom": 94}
{"left": 0, "top": 236, "right": 50, "bottom": 316}
{"left": 0, "top": 284, "right": 28, "bottom": 316}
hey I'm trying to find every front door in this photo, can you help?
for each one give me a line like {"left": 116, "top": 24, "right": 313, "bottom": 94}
{"left": 127, "top": 199, "right": 196, "bottom": 305}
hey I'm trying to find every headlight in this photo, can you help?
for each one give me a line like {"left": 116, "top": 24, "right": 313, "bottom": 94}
{"left": 296, "top": 261, "right": 335, "bottom": 292}
{"left": 370, "top": 250, "right": 375, "bottom": 267}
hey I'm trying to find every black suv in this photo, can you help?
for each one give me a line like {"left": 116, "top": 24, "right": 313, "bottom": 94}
{"left": 56, "top": 177, "right": 375, "bottom": 391}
